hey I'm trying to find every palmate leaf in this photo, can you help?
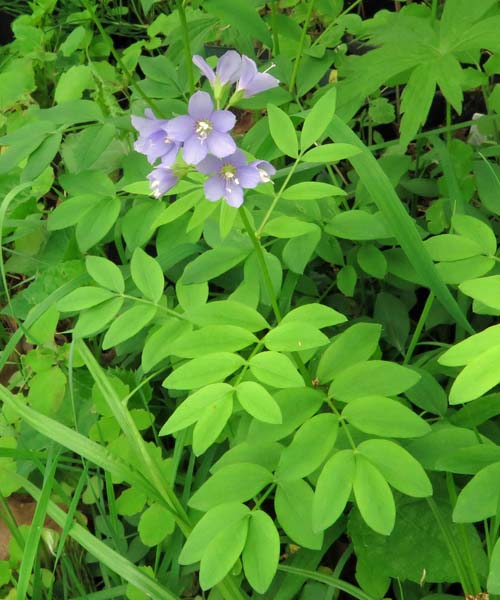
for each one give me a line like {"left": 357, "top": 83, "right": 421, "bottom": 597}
{"left": 399, "top": 62, "right": 436, "bottom": 148}
{"left": 328, "top": 116, "right": 472, "bottom": 334}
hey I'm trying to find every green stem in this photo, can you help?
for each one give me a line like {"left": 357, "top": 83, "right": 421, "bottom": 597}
{"left": 426, "top": 497, "right": 472, "bottom": 594}
{"left": 445, "top": 101, "right": 452, "bottom": 148}
{"left": 270, "top": 0, "right": 280, "bottom": 56}
{"left": 178, "top": 0, "right": 195, "bottom": 94}
{"left": 288, "top": 0, "right": 315, "bottom": 94}
{"left": 256, "top": 155, "right": 301, "bottom": 236}
{"left": 403, "top": 292, "right": 434, "bottom": 365}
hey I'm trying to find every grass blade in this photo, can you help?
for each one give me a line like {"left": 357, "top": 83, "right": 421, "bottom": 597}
{"left": 328, "top": 116, "right": 473, "bottom": 334}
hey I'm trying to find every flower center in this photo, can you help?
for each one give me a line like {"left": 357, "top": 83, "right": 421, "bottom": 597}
{"left": 150, "top": 179, "right": 161, "bottom": 198}
{"left": 220, "top": 164, "right": 239, "bottom": 190}
{"left": 258, "top": 168, "right": 271, "bottom": 183}
{"left": 164, "top": 135, "right": 173, "bottom": 144}
{"left": 195, "top": 119, "right": 213, "bottom": 140}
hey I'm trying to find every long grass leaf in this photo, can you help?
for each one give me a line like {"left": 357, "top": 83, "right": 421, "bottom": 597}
{"left": 328, "top": 116, "right": 473, "bottom": 333}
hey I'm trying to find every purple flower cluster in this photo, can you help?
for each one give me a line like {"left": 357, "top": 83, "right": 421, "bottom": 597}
{"left": 131, "top": 52, "right": 277, "bottom": 207}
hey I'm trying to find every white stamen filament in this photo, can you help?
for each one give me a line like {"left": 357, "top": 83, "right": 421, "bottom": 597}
{"left": 195, "top": 119, "right": 212, "bottom": 140}
{"left": 263, "top": 63, "right": 276, "bottom": 74}
{"left": 258, "top": 168, "right": 270, "bottom": 183}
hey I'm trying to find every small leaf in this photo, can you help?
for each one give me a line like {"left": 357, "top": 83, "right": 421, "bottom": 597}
{"left": 300, "top": 86, "right": 337, "bottom": 150}
{"left": 249, "top": 352, "right": 304, "bottom": 389}
{"left": 487, "top": 537, "right": 500, "bottom": 593}
{"left": 267, "top": 103, "right": 298, "bottom": 158}
{"left": 353, "top": 455, "right": 395, "bottom": 535}
{"left": 170, "top": 325, "right": 256, "bottom": 358}
{"left": 186, "top": 300, "right": 268, "bottom": 332}
{"left": 193, "top": 393, "right": 233, "bottom": 455}
{"left": 264, "top": 322, "right": 329, "bottom": 352}
{"left": 138, "top": 504, "right": 175, "bottom": 546}
{"left": 342, "top": 396, "right": 430, "bottom": 438}
{"left": 86, "top": 256, "right": 124, "bottom": 294}
{"left": 242, "top": 511, "right": 280, "bottom": 594}
{"left": 453, "top": 462, "right": 500, "bottom": 523}
{"left": 57, "top": 287, "right": 115, "bottom": 312}
{"left": 131, "top": 248, "right": 164, "bottom": 303}
{"left": 162, "top": 353, "right": 245, "bottom": 390}
{"left": 189, "top": 463, "right": 273, "bottom": 511}
{"left": 301, "top": 143, "right": 361, "bottom": 163}
{"left": 73, "top": 297, "right": 124, "bottom": 338}
{"left": 281, "top": 303, "right": 346, "bottom": 329}
{"left": 236, "top": 381, "right": 282, "bottom": 424}
{"left": 183, "top": 245, "right": 251, "bottom": 284}
{"left": 449, "top": 345, "right": 500, "bottom": 405}
{"left": 313, "top": 450, "right": 355, "bottom": 531}
{"left": 400, "top": 63, "right": 436, "bottom": 147}
{"left": 75, "top": 196, "right": 120, "bottom": 252}
{"left": 282, "top": 182, "right": 345, "bottom": 200}
{"left": 277, "top": 413, "right": 338, "bottom": 481}
{"left": 102, "top": 304, "right": 156, "bottom": 349}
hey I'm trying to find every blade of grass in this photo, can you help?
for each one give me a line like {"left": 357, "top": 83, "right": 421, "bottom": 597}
{"left": 2, "top": 470, "right": 180, "bottom": 600}
{"left": 17, "top": 447, "right": 60, "bottom": 600}
{"left": 431, "top": 135, "right": 465, "bottom": 215}
{"left": 328, "top": 115, "right": 473, "bottom": 334}
{"left": 277, "top": 565, "right": 377, "bottom": 600}
{"left": 69, "top": 586, "right": 128, "bottom": 600}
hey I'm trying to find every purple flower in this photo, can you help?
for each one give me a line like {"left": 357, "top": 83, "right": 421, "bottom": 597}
{"left": 250, "top": 159, "right": 276, "bottom": 183}
{"left": 147, "top": 163, "right": 179, "bottom": 198}
{"left": 131, "top": 109, "right": 180, "bottom": 165}
{"left": 193, "top": 50, "right": 242, "bottom": 87}
{"left": 197, "top": 150, "right": 262, "bottom": 208}
{"left": 166, "top": 91, "right": 236, "bottom": 165}
{"left": 236, "top": 56, "right": 279, "bottom": 98}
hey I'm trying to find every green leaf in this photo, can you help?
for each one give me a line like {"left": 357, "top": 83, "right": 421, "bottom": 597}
{"left": 277, "top": 413, "right": 338, "bottom": 481}
{"left": 267, "top": 104, "right": 298, "bottom": 159}
{"left": 21, "top": 132, "right": 62, "bottom": 182}
{"left": 247, "top": 387, "right": 324, "bottom": 443}
{"left": 452, "top": 213, "right": 497, "bottom": 257}
{"left": 326, "top": 210, "right": 391, "bottom": 241}
{"left": 263, "top": 216, "right": 318, "bottom": 238}
{"left": 47, "top": 194, "right": 99, "bottom": 230}
{"left": 86, "top": 256, "right": 125, "bottom": 294}
{"left": 193, "top": 392, "right": 233, "bottom": 455}
{"left": 200, "top": 514, "right": 249, "bottom": 590}
{"left": 183, "top": 245, "right": 251, "bottom": 284}
{"left": 453, "top": 462, "right": 500, "bottom": 523}
{"left": 313, "top": 450, "right": 355, "bottom": 531}
{"left": 131, "top": 248, "right": 164, "bottom": 303}
{"left": 179, "top": 502, "right": 250, "bottom": 565}
{"left": 162, "top": 353, "right": 245, "bottom": 390}
{"left": 449, "top": 345, "right": 500, "bottom": 405}
{"left": 204, "top": 0, "right": 272, "bottom": 46}
{"left": 75, "top": 196, "right": 120, "bottom": 252}
{"left": 317, "top": 323, "right": 381, "bottom": 383}
{"left": 54, "top": 65, "right": 93, "bottom": 103}
{"left": 353, "top": 455, "right": 395, "bottom": 535}
{"left": 243, "top": 510, "right": 280, "bottom": 594}
{"left": 424, "top": 234, "right": 483, "bottom": 262}
{"left": 249, "top": 352, "right": 304, "bottom": 388}
{"left": 62, "top": 123, "right": 116, "bottom": 173}
{"left": 283, "top": 228, "right": 321, "bottom": 274}
{"left": 275, "top": 479, "right": 323, "bottom": 549}
{"left": 236, "top": 381, "right": 282, "bottom": 424}
{"left": 102, "top": 304, "right": 156, "bottom": 349}
{"left": 170, "top": 325, "right": 257, "bottom": 358}
{"left": 358, "top": 244, "right": 387, "bottom": 279}
{"left": 400, "top": 63, "right": 436, "bottom": 147}
{"left": 56, "top": 287, "right": 115, "bottom": 312}
{"left": 189, "top": 463, "right": 273, "bottom": 511}
{"left": 264, "top": 322, "right": 329, "bottom": 352}
{"left": 474, "top": 158, "right": 500, "bottom": 215}
{"left": 141, "top": 319, "right": 191, "bottom": 372}
{"left": 342, "top": 396, "right": 430, "bottom": 438}
{"left": 459, "top": 275, "right": 500, "bottom": 310}
{"left": 282, "top": 182, "right": 345, "bottom": 200}
{"left": 300, "top": 87, "right": 337, "bottom": 150}
{"left": 439, "top": 324, "right": 500, "bottom": 367}
{"left": 160, "top": 383, "right": 233, "bottom": 435}
{"left": 330, "top": 361, "right": 420, "bottom": 402}
{"left": 301, "top": 143, "right": 361, "bottom": 163}
{"left": 186, "top": 300, "right": 269, "bottom": 332}
{"left": 138, "top": 504, "right": 175, "bottom": 546}
{"left": 358, "top": 439, "right": 432, "bottom": 498}
{"left": 488, "top": 537, "right": 500, "bottom": 593}
{"left": 73, "top": 297, "right": 124, "bottom": 338}
{"left": 281, "top": 303, "right": 346, "bottom": 329}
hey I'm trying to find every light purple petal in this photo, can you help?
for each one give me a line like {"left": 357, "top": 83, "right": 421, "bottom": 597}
{"left": 188, "top": 91, "right": 214, "bottom": 120}
{"left": 225, "top": 149, "right": 247, "bottom": 167}
{"left": 204, "top": 176, "right": 225, "bottom": 201}
{"left": 224, "top": 185, "right": 244, "bottom": 208}
{"left": 211, "top": 110, "right": 236, "bottom": 133}
{"left": 236, "top": 165, "right": 261, "bottom": 189}
{"left": 166, "top": 115, "right": 195, "bottom": 142}
{"left": 243, "top": 72, "right": 279, "bottom": 97}
{"left": 207, "top": 130, "right": 236, "bottom": 158}
{"left": 237, "top": 56, "right": 258, "bottom": 91}
{"left": 216, "top": 50, "right": 242, "bottom": 84}
{"left": 197, "top": 154, "right": 222, "bottom": 175}
{"left": 193, "top": 55, "right": 216, "bottom": 83}
{"left": 251, "top": 159, "right": 276, "bottom": 177}
{"left": 160, "top": 142, "right": 180, "bottom": 167}
{"left": 131, "top": 114, "right": 161, "bottom": 138}
{"left": 148, "top": 168, "right": 178, "bottom": 198}
{"left": 183, "top": 134, "right": 208, "bottom": 164}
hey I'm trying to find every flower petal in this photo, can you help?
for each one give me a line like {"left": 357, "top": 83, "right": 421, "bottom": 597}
{"left": 193, "top": 55, "right": 216, "bottom": 83}
{"left": 160, "top": 142, "right": 181, "bottom": 167}
{"left": 243, "top": 72, "right": 279, "bottom": 97}
{"left": 197, "top": 154, "right": 222, "bottom": 175}
{"left": 204, "top": 176, "right": 225, "bottom": 201}
{"left": 166, "top": 115, "right": 195, "bottom": 142}
{"left": 147, "top": 168, "right": 178, "bottom": 198}
{"left": 225, "top": 149, "right": 247, "bottom": 167}
{"left": 211, "top": 110, "right": 236, "bottom": 133}
{"left": 237, "top": 55, "right": 258, "bottom": 91}
{"left": 207, "top": 130, "right": 236, "bottom": 158}
{"left": 188, "top": 91, "right": 214, "bottom": 120}
{"left": 236, "top": 165, "right": 261, "bottom": 189}
{"left": 216, "top": 50, "right": 242, "bottom": 84}
{"left": 224, "top": 185, "right": 244, "bottom": 208}
{"left": 183, "top": 135, "right": 208, "bottom": 164}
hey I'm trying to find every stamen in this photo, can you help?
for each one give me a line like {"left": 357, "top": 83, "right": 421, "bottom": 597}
{"left": 263, "top": 63, "right": 276, "bottom": 74}
{"left": 258, "top": 168, "right": 271, "bottom": 183}
{"left": 195, "top": 120, "right": 212, "bottom": 140}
